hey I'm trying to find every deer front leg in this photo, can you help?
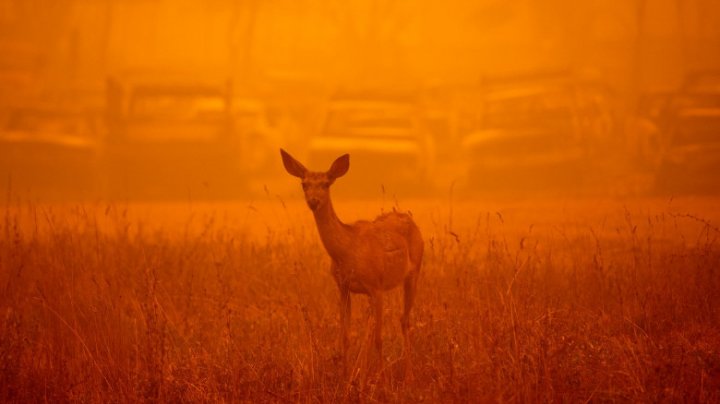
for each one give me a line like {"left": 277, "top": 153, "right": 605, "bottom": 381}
{"left": 401, "top": 271, "right": 419, "bottom": 379}
{"left": 369, "top": 292, "right": 383, "bottom": 366}
{"left": 339, "top": 287, "right": 351, "bottom": 376}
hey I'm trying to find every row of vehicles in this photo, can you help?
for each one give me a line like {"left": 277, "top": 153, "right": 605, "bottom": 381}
{"left": 1, "top": 75, "right": 280, "bottom": 200}
{"left": 281, "top": 70, "right": 720, "bottom": 197}
{"left": 1, "top": 70, "right": 718, "bottom": 200}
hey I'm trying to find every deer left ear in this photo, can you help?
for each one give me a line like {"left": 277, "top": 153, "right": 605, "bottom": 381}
{"left": 280, "top": 149, "right": 307, "bottom": 178}
{"left": 327, "top": 154, "right": 349, "bottom": 180}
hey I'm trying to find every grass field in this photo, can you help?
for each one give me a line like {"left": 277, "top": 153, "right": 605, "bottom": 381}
{"left": 1, "top": 195, "right": 719, "bottom": 402}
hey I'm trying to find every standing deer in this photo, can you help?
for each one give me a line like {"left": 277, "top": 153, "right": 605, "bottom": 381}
{"left": 280, "top": 149, "right": 423, "bottom": 375}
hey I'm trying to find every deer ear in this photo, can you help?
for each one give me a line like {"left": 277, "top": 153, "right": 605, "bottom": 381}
{"left": 327, "top": 154, "right": 349, "bottom": 180}
{"left": 280, "top": 149, "right": 307, "bottom": 178}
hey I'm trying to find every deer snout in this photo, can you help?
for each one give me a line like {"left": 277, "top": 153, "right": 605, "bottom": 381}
{"left": 307, "top": 197, "right": 321, "bottom": 210}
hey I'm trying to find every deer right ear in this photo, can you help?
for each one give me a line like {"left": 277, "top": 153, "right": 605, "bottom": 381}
{"left": 280, "top": 149, "right": 307, "bottom": 178}
{"left": 327, "top": 154, "right": 349, "bottom": 180}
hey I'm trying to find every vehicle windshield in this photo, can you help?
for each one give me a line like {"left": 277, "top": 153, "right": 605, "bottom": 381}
{"left": 483, "top": 89, "right": 576, "bottom": 130}
{"left": 668, "top": 93, "right": 720, "bottom": 110}
{"left": 673, "top": 107, "right": 720, "bottom": 146}
{"left": 123, "top": 92, "right": 228, "bottom": 142}
{"left": 130, "top": 94, "right": 226, "bottom": 122}
{"left": 5, "top": 110, "right": 91, "bottom": 137}
{"left": 685, "top": 73, "right": 720, "bottom": 93}
{"left": 322, "top": 103, "right": 414, "bottom": 138}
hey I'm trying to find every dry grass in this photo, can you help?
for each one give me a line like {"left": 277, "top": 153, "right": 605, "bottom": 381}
{"left": 1, "top": 196, "right": 719, "bottom": 402}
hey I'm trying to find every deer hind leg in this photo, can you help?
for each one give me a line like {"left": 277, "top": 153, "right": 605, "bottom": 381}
{"left": 369, "top": 292, "right": 384, "bottom": 367}
{"left": 339, "top": 288, "right": 351, "bottom": 377}
{"left": 401, "top": 271, "right": 419, "bottom": 378}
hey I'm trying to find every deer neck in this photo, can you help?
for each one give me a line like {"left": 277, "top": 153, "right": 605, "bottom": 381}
{"left": 312, "top": 196, "right": 352, "bottom": 260}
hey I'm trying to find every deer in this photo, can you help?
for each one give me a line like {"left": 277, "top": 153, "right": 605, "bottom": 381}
{"left": 280, "top": 149, "right": 424, "bottom": 377}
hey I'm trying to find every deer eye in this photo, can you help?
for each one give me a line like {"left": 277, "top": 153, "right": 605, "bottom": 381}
{"left": 302, "top": 183, "right": 309, "bottom": 190}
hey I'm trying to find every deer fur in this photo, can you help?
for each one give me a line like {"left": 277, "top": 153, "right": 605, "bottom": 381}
{"left": 280, "top": 148, "right": 424, "bottom": 375}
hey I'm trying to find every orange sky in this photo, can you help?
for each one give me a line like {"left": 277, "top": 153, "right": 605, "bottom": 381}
{"left": 2, "top": 0, "right": 720, "bottom": 99}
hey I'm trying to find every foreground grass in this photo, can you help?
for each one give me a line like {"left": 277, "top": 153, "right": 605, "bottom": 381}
{"left": 1, "top": 198, "right": 719, "bottom": 402}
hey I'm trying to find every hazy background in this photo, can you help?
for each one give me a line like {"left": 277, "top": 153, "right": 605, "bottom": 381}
{"left": 1, "top": 0, "right": 720, "bottom": 201}
{"left": 2, "top": 4, "right": 720, "bottom": 401}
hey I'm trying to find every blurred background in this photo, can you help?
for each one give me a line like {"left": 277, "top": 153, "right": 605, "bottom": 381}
{"left": 1, "top": 0, "right": 719, "bottom": 201}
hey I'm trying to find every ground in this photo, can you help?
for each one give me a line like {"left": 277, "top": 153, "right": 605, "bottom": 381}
{"left": 1, "top": 196, "right": 719, "bottom": 402}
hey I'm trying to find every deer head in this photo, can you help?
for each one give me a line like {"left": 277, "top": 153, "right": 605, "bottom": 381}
{"left": 280, "top": 149, "right": 349, "bottom": 212}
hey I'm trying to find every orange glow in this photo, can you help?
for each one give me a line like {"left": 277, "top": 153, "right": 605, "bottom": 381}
{"left": 2, "top": 1, "right": 720, "bottom": 401}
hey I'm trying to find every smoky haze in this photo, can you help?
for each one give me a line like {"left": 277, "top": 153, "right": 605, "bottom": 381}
{"left": 1, "top": 0, "right": 720, "bottom": 201}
